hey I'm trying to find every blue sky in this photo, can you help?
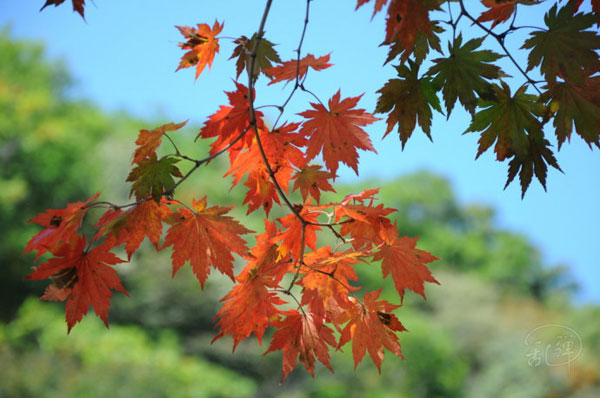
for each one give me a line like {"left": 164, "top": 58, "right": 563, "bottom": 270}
{"left": 2, "top": 1, "right": 598, "bottom": 302}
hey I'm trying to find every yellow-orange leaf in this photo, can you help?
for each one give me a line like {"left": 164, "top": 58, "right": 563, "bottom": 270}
{"left": 176, "top": 21, "right": 223, "bottom": 79}
{"left": 132, "top": 121, "right": 187, "bottom": 164}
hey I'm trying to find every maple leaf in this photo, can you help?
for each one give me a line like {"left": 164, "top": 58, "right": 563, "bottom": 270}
{"left": 465, "top": 83, "right": 563, "bottom": 195}
{"left": 541, "top": 77, "right": 600, "bottom": 149}
{"left": 162, "top": 197, "right": 252, "bottom": 288}
{"left": 40, "top": 0, "right": 85, "bottom": 19}
{"left": 213, "top": 269, "right": 286, "bottom": 350}
{"left": 522, "top": 3, "right": 600, "bottom": 85}
{"left": 465, "top": 82, "right": 545, "bottom": 161}
{"left": 276, "top": 202, "right": 321, "bottom": 260}
{"left": 230, "top": 33, "right": 281, "bottom": 79}
{"left": 126, "top": 153, "right": 183, "bottom": 201}
{"left": 264, "top": 310, "right": 337, "bottom": 381}
{"left": 198, "top": 82, "right": 263, "bottom": 157}
{"left": 299, "top": 90, "right": 378, "bottom": 175}
{"left": 504, "top": 130, "right": 563, "bottom": 197}
{"left": 243, "top": 220, "right": 292, "bottom": 287}
{"left": 24, "top": 193, "right": 100, "bottom": 259}
{"left": 299, "top": 247, "right": 361, "bottom": 317}
{"left": 94, "top": 200, "right": 171, "bottom": 258}
{"left": 428, "top": 34, "right": 504, "bottom": 115}
{"left": 26, "top": 235, "right": 128, "bottom": 332}
{"left": 263, "top": 54, "right": 333, "bottom": 86}
{"left": 132, "top": 121, "right": 187, "bottom": 164}
{"left": 383, "top": 0, "right": 440, "bottom": 57}
{"left": 372, "top": 235, "right": 440, "bottom": 299}
{"left": 225, "top": 122, "right": 305, "bottom": 215}
{"left": 375, "top": 61, "right": 442, "bottom": 148}
{"left": 386, "top": 21, "right": 443, "bottom": 65}
{"left": 335, "top": 188, "right": 397, "bottom": 250}
{"left": 355, "top": 0, "right": 388, "bottom": 18}
{"left": 477, "top": 1, "right": 540, "bottom": 28}
{"left": 291, "top": 165, "right": 336, "bottom": 203}
{"left": 176, "top": 21, "right": 224, "bottom": 79}
{"left": 335, "top": 290, "right": 406, "bottom": 371}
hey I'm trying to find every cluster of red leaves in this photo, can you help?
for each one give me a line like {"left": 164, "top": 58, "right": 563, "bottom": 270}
{"left": 30, "top": 3, "right": 440, "bottom": 381}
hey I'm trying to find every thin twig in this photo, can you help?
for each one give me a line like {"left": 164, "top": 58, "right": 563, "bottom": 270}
{"left": 458, "top": 0, "right": 542, "bottom": 94}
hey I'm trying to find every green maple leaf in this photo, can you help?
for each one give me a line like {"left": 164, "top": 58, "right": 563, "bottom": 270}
{"left": 229, "top": 33, "right": 281, "bottom": 79}
{"left": 465, "top": 82, "right": 543, "bottom": 160}
{"left": 375, "top": 61, "right": 442, "bottom": 148}
{"left": 127, "top": 154, "right": 183, "bottom": 201}
{"left": 521, "top": 3, "right": 600, "bottom": 85}
{"left": 428, "top": 34, "right": 504, "bottom": 116}
{"left": 541, "top": 78, "right": 600, "bottom": 150}
{"left": 465, "top": 82, "right": 561, "bottom": 196}
{"left": 505, "top": 131, "right": 562, "bottom": 198}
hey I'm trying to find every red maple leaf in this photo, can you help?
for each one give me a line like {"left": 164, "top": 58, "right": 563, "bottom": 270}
{"left": 335, "top": 290, "right": 406, "bottom": 371}
{"left": 94, "top": 200, "right": 171, "bottom": 258}
{"left": 372, "top": 235, "right": 440, "bottom": 299}
{"left": 132, "top": 121, "right": 187, "bottom": 164}
{"left": 25, "top": 235, "right": 128, "bottom": 332}
{"left": 566, "top": 0, "right": 600, "bottom": 13}
{"left": 384, "top": 0, "right": 439, "bottom": 52}
{"left": 24, "top": 193, "right": 100, "bottom": 259}
{"left": 40, "top": 0, "right": 85, "bottom": 18}
{"left": 478, "top": 1, "right": 517, "bottom": 28}
{"left": 176, "top": 21, "right": 224, "bottom": 79}
{"left": 264, "top": 310, "right": 337, "bottom": 381}
{"left": 263, "top": 54, "right": 332, "bottom": 85}
{"left": 299, "top": 90, "right": 378, "bottom": 175}
{"left": 355, "top": 0, "right": 389, "bottom": 18}
{"left": 162, "top": 197, "right": 253, "bottom": 288}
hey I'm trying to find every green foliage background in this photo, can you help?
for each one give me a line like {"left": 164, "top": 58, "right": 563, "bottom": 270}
{"left": 1, "top": 31, "right": 599, "bottom": 397}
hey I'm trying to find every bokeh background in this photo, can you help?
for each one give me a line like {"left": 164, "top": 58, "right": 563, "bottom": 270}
{"left": 1, "top": 1, "right": 599, "bottom": 397}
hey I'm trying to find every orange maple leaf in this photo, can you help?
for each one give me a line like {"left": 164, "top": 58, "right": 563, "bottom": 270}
{"left": 299, "top": 90, "right": 378, "bottom": 175}
{"left": 263, "top": 54, "right": 332, "bottom": 85}
{"left": 372, "top": 235, "right": 440, "bottom": 299}
{"left": 198, "top": 82, "right": 264, "bottom": 158}
{"left": 162, "top": 197, "right": 252, "bottom": 288}
{"left": 225, "top": 122, "right": 305, "bottom": 215}
{"left": 25, "top": 235, "right": 128, "bottom": 332}
{"left": 276, "top": 202, "right": 321, "bottom": 260}
{"left": 291, "top": 165, "right": 336, "bottom": 203}
{"left": 335, "top": 189, "right": 397, "bottom": 250}
{"left": 132, "top": 121, "right": 187, "bottom": 164}
{"left": 24, "top": 193, "right": 100, "bottom": 259}
{"left": 213, "top": 267, "right": 286, "bottom": 349}
{"left": 94, "top": 200, "right": 171, "bottom": 258}
{"left": 176, "top": 21, "right": 223, "bottom": 79}
{"left": 299, "top": 247, "right": 361, "bottom": 320}
{"left": 264, "top": 310, "right": 336, "bottom": 381}
{"left": 335, "top": 290, "right": 406, "bottom": 371}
